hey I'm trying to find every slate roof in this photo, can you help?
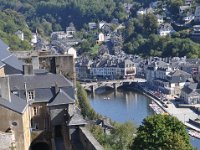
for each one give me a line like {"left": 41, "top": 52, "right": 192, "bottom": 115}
{"left": 9, "top": 73, "right": 73, "bottom": 90}
{"left": 34, "top": 88, "right": 54, "bottom": 102}
{"left": 169, "top": 70, "right": 191, "bottom": 77}
{"left": 0, "top": 93, "right": 27, "bottom": 114}
{"left": 0, "top": 71, "right": 75, "bottom": 114}
{"left": 47, "top": 89, "right": 74, "bottom": 106}
{"left": 67, "top": 113, "right": 87, "bottom": 126}
{"left": 0, "top": 39, "right": 23, "bottom": 72}
{"left": 182, "top": 83, "right": 200, "bottom": 94}
{"left": 188, "top": 91, "right": 200, "bottom": 97}
{"left": 2, "top": 55, "right": 23, "bottom": 71}
{"left": 0, "top": 39, "right": 10, "bottom": 60}
{"left": 0, "top": 61, "right": 5, "bottom": 68}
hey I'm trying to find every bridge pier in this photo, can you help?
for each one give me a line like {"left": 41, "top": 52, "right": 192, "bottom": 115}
{"left": 113, "top": 83, "right": 117, "bottom": 92}
{"left": 90, "top": 85, "right": 95, "bottom": 94}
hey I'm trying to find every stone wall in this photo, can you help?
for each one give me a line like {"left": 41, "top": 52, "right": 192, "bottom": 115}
{"left": 79, "top": 127, "right": 104, "bottom": 150}
{"left": 0, "top": 131, "right": 15, "bottom": 150}
{"left": 38, "top": 55, "right": 76, "bottom": 85}
{"left": 0, "top": 106, "right": 30, "bottom": 150}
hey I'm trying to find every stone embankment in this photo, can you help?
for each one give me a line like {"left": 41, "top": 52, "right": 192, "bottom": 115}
{"left": 136, "top": 83, "right": 200, "bottom": 132}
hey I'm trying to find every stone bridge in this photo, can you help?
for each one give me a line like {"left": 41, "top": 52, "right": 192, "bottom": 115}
{"left": 80, "top": 78, "right": 146, "bottom": 93}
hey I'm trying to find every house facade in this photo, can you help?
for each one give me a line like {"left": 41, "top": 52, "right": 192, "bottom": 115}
{"left": 181, "top": 83, "right": 200, "bottom": 104}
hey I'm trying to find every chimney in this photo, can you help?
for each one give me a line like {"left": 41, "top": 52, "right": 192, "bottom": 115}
{"left": 0, "top": 76, "right": 11, "bottom": 101}
{"left": 23, "top": 64, "right": 33, "bottom": 75}
{"left": 32, "top": 55, "right": 39, "bottom": 70}
{"left": 51, "top": 82, "right": 60, "bottom": 96}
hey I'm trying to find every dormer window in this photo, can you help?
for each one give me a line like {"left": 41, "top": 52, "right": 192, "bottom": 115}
{"left": 28, "top": 91, "right": 34, "bottom": 100}
{"left": 12, "top": 91, "right": 19, "bottom": 96}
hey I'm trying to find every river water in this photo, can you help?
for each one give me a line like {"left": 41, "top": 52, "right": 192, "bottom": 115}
{"left": 88, "top": 88, "right": 200, "bottom": 149}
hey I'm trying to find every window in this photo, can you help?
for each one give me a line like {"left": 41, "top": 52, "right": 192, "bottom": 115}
{"left": 12, "top": 121, "right": 17, "bottom": 126}
{"left": 12, "top": 91, "right": 19, "bottom": 96}
{"left": 33, "top": 107, "right": 38, "bottom": 116}
{"left": 28, "top": 91, "right": 34, "bottom": 100}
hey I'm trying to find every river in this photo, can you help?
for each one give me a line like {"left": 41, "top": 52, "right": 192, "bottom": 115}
{"left": 88, "top": 88, "right": 200, "bottom": 150}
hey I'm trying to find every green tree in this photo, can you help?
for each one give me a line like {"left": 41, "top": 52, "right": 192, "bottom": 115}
{"left": 143, "top": 13, "right": 158, "bottom": 34}
{"left": 76, "top": 82, "right": 99, "bottom": 120}
{"left": 132, "top": 114, "right": 194, "bottom": 150}
{"left": 111, "top": 122, "right": 136, "bottom": 150}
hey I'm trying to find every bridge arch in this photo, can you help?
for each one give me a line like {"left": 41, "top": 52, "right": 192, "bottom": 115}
{"left": 95, "top": 85, "right": 114, "bottom": 91}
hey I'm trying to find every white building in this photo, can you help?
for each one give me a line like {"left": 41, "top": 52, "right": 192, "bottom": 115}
{"left": 158, "top": 23, "right": 175, "bottom": 36}
{"left": 66, "top": 23, "right": 76, "bottom": 38}
{"left": 64, "top": 47, "right": 77, "bottom": 58}
{"left": 15, "top": 30, "right": 24, "bottom": 41}
{"left": 31, "top": 33, "right": 37, "bottom": 45}
{"left": 90, "top": 59, "right": 136, "bottom": 79}
{"left": 99, "top": 21, "right": 106, "bottom": 29}
{"left": 98, "top": 33, "right": 105, "bottom": 42}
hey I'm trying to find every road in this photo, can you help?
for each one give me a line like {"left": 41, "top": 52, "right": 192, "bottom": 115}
{"left": 80, "top": 78, "right": 146, "bottom": 86}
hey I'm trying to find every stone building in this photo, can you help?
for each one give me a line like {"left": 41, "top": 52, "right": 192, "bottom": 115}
{"left": 0, "top": 65, "right": 76, "bottom": 150}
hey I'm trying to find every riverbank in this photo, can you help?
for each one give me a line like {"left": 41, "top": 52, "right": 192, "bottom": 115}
{"left": 135, "top": 83, "right": 200, "bottom": 132}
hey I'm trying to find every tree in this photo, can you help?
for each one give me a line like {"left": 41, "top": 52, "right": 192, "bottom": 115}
{"left": 76, "top": 82, "right": 99, "bottom": 120}
{"left": 111, "top": 122, "right": 136, "bottom": 150}
{"left": 143, "top": 13, "right": 158, "bottom": 34}
{"left": 131, "top": 114, "right": 194, "bottom": 150}
{"left": 90, "top": 121, "right": 136, "bottom": 150}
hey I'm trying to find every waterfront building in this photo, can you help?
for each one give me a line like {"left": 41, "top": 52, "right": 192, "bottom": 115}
{"left": 90, "top": 55, "right": 136, "bottom": 80}
{"left": 181, "top": 82, "right": 200, "bottom": 104}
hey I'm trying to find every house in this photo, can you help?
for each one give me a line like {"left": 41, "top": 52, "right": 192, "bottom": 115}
{"left": 90, "top": 55, "right": 136, "bottom": 80}
{"left": 194, "top": 6, "right": 200, "bottom": 22}
{"left": 111, "top": 18, "right": 119, "bottom": 24}
{"left": 185, "top": 0, "right": 194, "bottom": 6}
{"left": 31, "top": 33, "right": 37, "bottom": 46}
{"left": 180, "top": 61, "right": 199, "bottom": 76}
{"left": 179, "top": 6, "right": 190, "bottom": 16}
{"left": 88, "top": 22, "right": 97, "bottom": 30}
{"left": 157, "top": 23, "right": 175, "bottom": 36}
{"left": 51, "top": 31, "right": 68, "bottom": 40}
{"left": 124, "top": 3, "right": 133, "bottom": 13}
{"left": 101, "top": 23, "right": 112, "bottom": 34}
{"left": 166, "top": 70, "right": 192, "bottom": 95}
{"left": 137, "top": 8, "right": 146, "bottom": 16}
{"left": 183, "top": 14, "right": 194, "bottom": 22}
{"left": 76, "top": 55, "right": 93, "bottom": 79}
{"left": 191, "top": 25, "right": 200, "bottom": 41}
{"left": 156, "top": 14, "right": 164, "bottom": 25}
{"left": 0, "top": 66, "right": 76, "bottom": 150}
{"left": 149, "top": 1, "right": 162, "bottom": 9}
{"left": 15, "top": 30, "right": 24, "bottom": 41}
{"left": 145, "top": 60, "right": 172, "bottom": 83}
{"left": 181, "top": 83, "right": 200, "bottom": 104}
{"left": 99, "top": 21, "right": 106, "bottom": 29}
{"left": 97, "top": 32, "right": 105, "bottom": 43}
{"left": 66, "top": 23, "right": 76, "bottom": 38}
{"left": 63, "top": 47, "right": 77, "bottom": 58}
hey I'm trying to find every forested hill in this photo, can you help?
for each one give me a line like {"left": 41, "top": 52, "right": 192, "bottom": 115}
{"left": 1, "top": 0, "right": 200, "bottom": 58}
{"left": 0, "top": 0, "right": 129, "bottom": 34}
{"left": 0, "top": 0, "right": 155, "bottom": 34}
